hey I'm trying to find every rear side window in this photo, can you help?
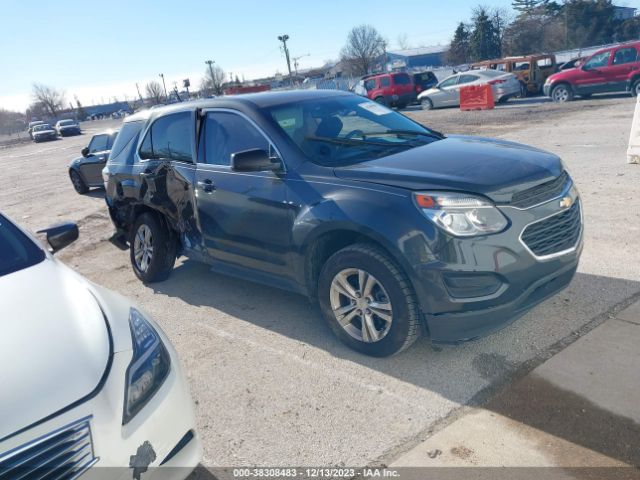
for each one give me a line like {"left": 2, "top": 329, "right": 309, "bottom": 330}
{"left": 200, "top": 112, "right": 269, "bottom": 166}
{"left": 393, "top": 74, "right": 411, "bottom": 85}
{"left": 109, "top": 121, "right": 143, "bottom": 164}
{"left": 380, "top": 76, "right": 391, "bottom": 87}
{"left": 139, "top": 111, "right": 193, "bottom": 162}
{"left": 459, "top": 75, "right": 479, "bottom": 84}
{"left": 613, "top": 47, "right": 638, "bottom": 65}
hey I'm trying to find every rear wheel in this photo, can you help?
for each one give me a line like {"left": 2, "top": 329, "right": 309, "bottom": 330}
{"left": 130, "top": 213, "right": 178, "bottom": 283}
{"left": 420, "top": 98, "right": 433, "bottom": 110}
{"left": 318, "top": 243, "right": 421, "bottom": 357}
{"left": 374, "top": 96, "right": 387, "bottom": 106}
{"left": 69, "top": 169, "right": 88, "bottom": 194}
{"left": 551, "top": 84, "right": 573, "bottom": 103}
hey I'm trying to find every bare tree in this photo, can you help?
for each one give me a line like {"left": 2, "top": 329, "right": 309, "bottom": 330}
{"left": 397, "top": 33, "right": 410, "bottom": 50}
{"left": 31, "top": 83, "right": 65, "bottom": 117}
{"left": 201, "top": 64, "right": 226, "bottom": 96}
{"left": 340, "top": 25, "right": 387, "bottom": 76}
{"left": 145, "top": 81, "right": 164, "bottom": 105}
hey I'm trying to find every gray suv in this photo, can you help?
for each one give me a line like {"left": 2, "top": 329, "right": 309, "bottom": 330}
{"left": 103, "top": 90, "right": 583, "bottom": 356}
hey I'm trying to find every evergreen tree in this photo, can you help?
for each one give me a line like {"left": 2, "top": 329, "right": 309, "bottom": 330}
{"left": 447, "top": 22, "right": 471, "bottom": 65}
{"left": 469, "top": 6, "right": 501, "bottom": 61}
{"left": 512, "top": 0, "right": 544, "bottom": 14}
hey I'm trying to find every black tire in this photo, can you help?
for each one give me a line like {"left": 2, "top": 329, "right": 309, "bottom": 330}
{"left": 497, "top": 95, "right": 510, "bottom": 105}
{"left": 631, "top": 80, "right": 640, "bottom": 97}
{"left": 129, "top": 212, "right": 178, "bottom": 283}
{"left": 374, "top": 96, "right": 387, "bottom": 106}
{"left": 317, "top": 243, "right": 422, "bottom": 357}
{"left": 69, "top": 169, "right": 89, "bottom": 194}
{"left": 551, "top": 83, "right": 574, "bottom": 103}
{"left": 420, "top": 98, "right": 433, "bottom": 110}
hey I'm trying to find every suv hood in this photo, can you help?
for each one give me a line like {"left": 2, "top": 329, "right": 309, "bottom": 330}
{"left": 0, "top": 259, "right": 111, "bottom": 441}
{"left": 333, "top": 135, "right": 563, "bottom": 203}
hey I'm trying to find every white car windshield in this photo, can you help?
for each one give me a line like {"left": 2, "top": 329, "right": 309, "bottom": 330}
{"left": 33, "top": 124, "right": 52, "bottom": 131}
{"left": 0, "top": 215, "right": 45, "bottom": 277}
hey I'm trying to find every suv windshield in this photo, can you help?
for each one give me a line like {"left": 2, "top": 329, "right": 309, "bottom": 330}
{"left": 265, "top": 96, "right": 443, "bottom": 166}
{"left": 0, "top": 215, "right": 45, "bottom": 277}
{"left": 33, "top": 124, "right": 51, "bottom": 131}
{"left": 59, "top": 120, "right": 75, "bottom": 126}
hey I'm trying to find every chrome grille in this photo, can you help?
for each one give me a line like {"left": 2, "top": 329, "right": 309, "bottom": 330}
{"left": 511, "top": 172, "right": 570, "bottom": 209}
{"left": 521, "top": 200, "right": 582, "bottom": 258}
{"left": 0, "top": 417, "right": 97, "bottom": 480}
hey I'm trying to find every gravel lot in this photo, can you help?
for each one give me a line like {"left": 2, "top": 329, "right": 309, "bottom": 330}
{"left": 2, "top": 95, "right": 639, "bottom": 469}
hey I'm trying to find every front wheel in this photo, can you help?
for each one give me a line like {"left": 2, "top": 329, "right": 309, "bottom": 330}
{"left": 420, "top": 97, "right": 433, "bottom": 110}
{"left": 551, "top": 84, "right": 573, "bottom": 103}
{"left": 318, "top": 243, "right": 422, "bottom": 357}
{"left": 374, "top": 96, "right": 387, "bottom": 106}
{"left": 69, "top": 169, "right": 88, "bottom": 194}
{"left": 130, "top": 213, "right": 178, "bottom": 283}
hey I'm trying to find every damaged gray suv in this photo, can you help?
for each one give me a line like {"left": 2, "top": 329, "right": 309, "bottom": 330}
{"left": 103, "top": 90, "right": 583, "bottom": 357}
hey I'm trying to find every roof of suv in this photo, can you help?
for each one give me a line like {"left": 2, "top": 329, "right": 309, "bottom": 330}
{"left": 125, "top": 89, "right": 353, "bottom": 123}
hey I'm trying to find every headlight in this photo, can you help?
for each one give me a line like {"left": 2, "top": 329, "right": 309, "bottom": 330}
{"left": 123, "top": 308, "right": 171, "bottom": 424}
{"left": 413, "top": 192, "right": 508, "bottom": 237}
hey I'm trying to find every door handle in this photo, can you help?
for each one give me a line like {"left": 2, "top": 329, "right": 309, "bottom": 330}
{"left": 197, "top": 179, "right": 215, "bottom": 192}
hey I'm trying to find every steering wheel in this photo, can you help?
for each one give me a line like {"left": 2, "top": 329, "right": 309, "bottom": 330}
{"left": 345, "top": 129, "right": 365, "bottom": 140}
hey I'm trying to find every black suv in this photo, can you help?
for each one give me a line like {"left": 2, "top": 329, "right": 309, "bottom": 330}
{"left": 103, "top": 90, "right": 583, "bottom": 357}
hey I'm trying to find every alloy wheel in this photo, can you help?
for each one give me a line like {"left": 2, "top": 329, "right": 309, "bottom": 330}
{"left": 553, "top": 86, "right": 569, "bottom": 103}
{"left": 133, "top": 224, "right": 154, "bottom": 272}
{"left": 70, "top": 171, "right": 83, "bottom": 191}
{"left": 329, "top": 268, "right": 393, "bottom": 343}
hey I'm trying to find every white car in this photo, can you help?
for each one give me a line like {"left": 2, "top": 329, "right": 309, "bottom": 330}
{"left": 417, "top": 70, "right": 521, "bottom": 109}
{"left": 0, "top": 213, "right": 201, "bottom": 478}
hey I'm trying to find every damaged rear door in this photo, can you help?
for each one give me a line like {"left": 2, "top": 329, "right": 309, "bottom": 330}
{"left": 135, "top": 110, "right": 201, "bottom": 249}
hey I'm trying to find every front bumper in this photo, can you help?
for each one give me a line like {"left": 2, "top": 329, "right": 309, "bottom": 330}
{"left": 543, "top": 84, "right": 552, "bottom": 97}
{"left": 0, "top": 339, "right": 201, "bottom": 479}
{"left": 408, "top": 187, "right": 583, "bottom": 343}
{"left": 60, "top": 128, "right": 81, "bottom": 136}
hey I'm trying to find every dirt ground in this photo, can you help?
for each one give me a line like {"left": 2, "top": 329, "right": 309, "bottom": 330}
{"left": 2, "top": 94, "right": 639, "bottom": 469}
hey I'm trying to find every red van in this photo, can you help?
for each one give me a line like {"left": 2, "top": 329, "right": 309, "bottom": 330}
{"left": 362, "top": 72, "right": 416, "bottom": 108}
{"left": 544, "top": 41, "right": 640, "bottom": 102}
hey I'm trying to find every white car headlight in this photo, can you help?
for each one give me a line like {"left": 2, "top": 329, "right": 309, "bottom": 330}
{"left": 123, "top": 308, "right": 171, "bottom": 424}
{"left": 413, "top": 192, "right": 508, "bottom": 237}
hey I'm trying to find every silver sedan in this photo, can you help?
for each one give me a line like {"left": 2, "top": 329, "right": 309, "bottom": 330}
{"left": 417, "top": 70, "right": 521, "bottom": 109}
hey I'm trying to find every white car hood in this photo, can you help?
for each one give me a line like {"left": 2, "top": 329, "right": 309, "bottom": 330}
{"left": 0, "top": 259, "right": 111, "bottom": 441}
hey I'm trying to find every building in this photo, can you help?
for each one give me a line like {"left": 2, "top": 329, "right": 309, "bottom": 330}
{"left": 613, "top": 6, "right": 637, "bottom": 20}
{"left": 381, "top": 46, "right": 448, "bottom": 72}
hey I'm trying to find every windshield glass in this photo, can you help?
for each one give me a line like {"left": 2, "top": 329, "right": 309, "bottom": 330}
{"left": 33, "top": 124, "right": 52, "bottom": 131}
{"left": 264, "top": 95, "right": 443, "bottom": 166}
{"left": 59, "top": 120, "right": 75, "bottom": 126}
{"left": 0, "top": 215, "right": 45, "bottom": 277}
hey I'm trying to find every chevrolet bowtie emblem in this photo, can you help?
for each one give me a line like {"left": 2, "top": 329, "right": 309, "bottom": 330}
{"left": 559, "top": 196, "right": 574, "bottom": 209}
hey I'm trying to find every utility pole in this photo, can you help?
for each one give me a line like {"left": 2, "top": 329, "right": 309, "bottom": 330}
{"left": 278, "top": 34, "right": 293, "bottom": 84}
{"left": 292, "top": 53, "right": 310, "bottom": 77}
{"left": 159, "top": 73, "right": 167, "bottom": 100}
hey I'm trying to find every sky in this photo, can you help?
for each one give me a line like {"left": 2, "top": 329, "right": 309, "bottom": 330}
{"left": 0, "top": 0, "right": 636, "bottom": 111}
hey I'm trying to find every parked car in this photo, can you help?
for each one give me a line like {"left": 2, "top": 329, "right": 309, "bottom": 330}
{"left": 418, "top": 70, "right": 521, "bottom": 109}
{"left": 0, "top": 212, "right": 202, "bottom": 477}
{"left": 31, "top": 123, "right": 57, "bottom": 142}
{"left": 27, "top": 120, "right": 44, "bottom": 139}
{"left": 103, "top": 90, "right": 583, "bottom": 357}
{"left": 360, "top": 72, "right": 416, "bottom": 107}
{"left": 472, "top": 54, "right": 557, "bottom": 96}
{"left": 55, "top": 118, "right": 81, "bottom": 137}
{"left": 412, "top": 71, "right": 438, "bottom": 95}
{"left": 544, "top": 41, "right": 640, "bottom": 102}
{"left": 559, "top": 57, "right": 585, "bottom": 71}
{"left": 69, "top": 130, "right": 118, "bottom": 194}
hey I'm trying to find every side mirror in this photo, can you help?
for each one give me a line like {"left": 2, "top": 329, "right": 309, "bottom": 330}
{"left": 231, "top": 148, "right": 282, "bottom": 172}
{"left": 81, "top": 147, "right": 90, "bottom": 157}
{"left": 37, "top": 222, "right": 79, "bottom": 253}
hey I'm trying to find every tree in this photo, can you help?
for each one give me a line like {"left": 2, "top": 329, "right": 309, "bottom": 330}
{"left": 397, "top": 33, "right": 410, "bottom": 50}
{"left": 74, "top": 95, "right": 87, "bottom": 120}
{"left": 145, "top": 81, "right": 164, "bottom": 105}
{"left": 512, "top": 0, "right": 544, "bottom": 14}
{"left": 340, "top": 25, "right": 387, "bottom": 76}
{"left": 563, "top": 0, "right": 616, "bottom": 49}
{"left": 0, "top": 108, "right": 26, "bottom": 136}
{"left": 469, "top": 6, "right": 502, "bottom": 61}
{"left": 502, "top": 4, "right": 564, "bottom": 55}
{"left": 447, "top": 22, "right": 471, "bottom": 64}
{"left": 201, "top": 64, "right": 226, "bottom": 96}
{"left": 31, "top": 83, "right": 65, "bottom": 117}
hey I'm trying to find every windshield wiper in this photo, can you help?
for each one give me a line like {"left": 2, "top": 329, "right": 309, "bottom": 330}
{"left": 359, "top": 129, "right": 444, "bottom": 139}
{"left": 304, "top": 135, "right": 394, "bottom": 147}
